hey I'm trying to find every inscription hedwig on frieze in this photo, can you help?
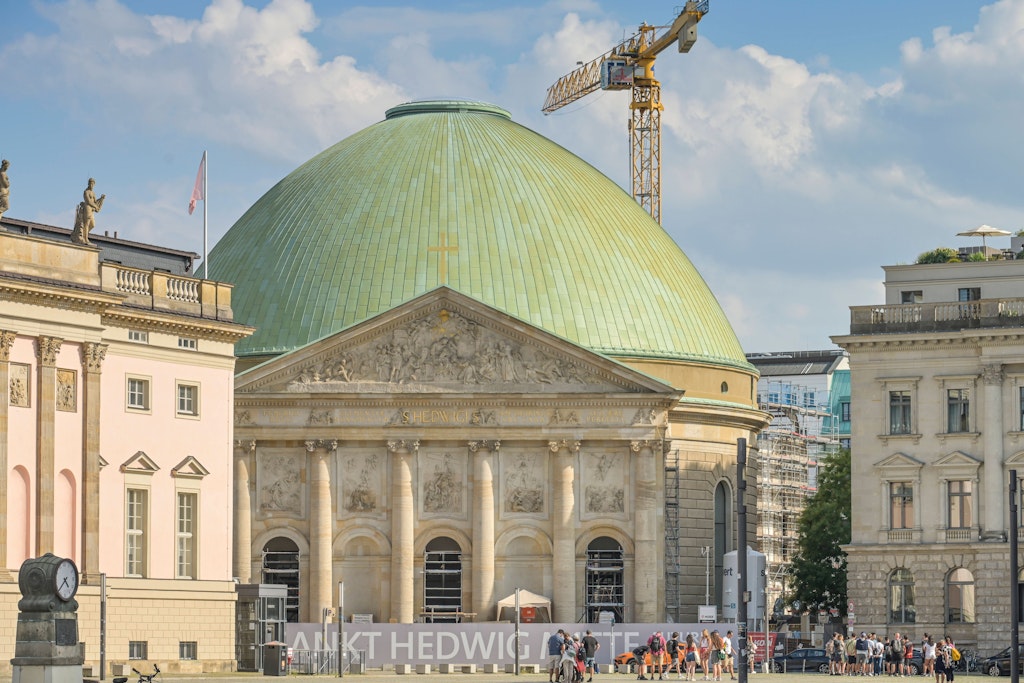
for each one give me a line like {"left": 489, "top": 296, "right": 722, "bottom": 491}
{"left": 286, "top": 308, "right": 620, "bottom": 393}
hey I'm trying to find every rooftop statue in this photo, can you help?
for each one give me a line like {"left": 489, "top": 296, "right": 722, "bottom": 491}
{"left": 71, "top": 177, "right": 105, "bottom": 245}
{"left": 0, "top": 159, "right": 10, "bottom": 227}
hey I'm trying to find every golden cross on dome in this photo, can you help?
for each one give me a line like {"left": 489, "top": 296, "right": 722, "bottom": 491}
{"left": 428, "top": 232, "right": 458, "bottom": 285}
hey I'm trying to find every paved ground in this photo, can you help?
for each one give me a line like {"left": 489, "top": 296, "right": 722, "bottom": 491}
{"left": 0, "top": 671, "right": 995, "bottom": 683}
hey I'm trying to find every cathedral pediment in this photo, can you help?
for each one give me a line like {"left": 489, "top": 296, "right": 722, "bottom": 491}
{"left": 236, "top": 288, "right": 674, "bottom": 396}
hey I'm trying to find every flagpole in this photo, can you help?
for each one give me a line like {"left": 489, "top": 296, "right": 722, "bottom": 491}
{"left": 203, "top": 150, "right": 208, "bottom": 278}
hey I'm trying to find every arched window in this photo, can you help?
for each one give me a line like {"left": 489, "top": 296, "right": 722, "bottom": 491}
{"left": 889, "top": 567, "right": 916, "bottom": 624}
{"left": 715, "top": 481, "right": 733, "bottom": 609}
{"left": 585, "top": 537, "right": 624, "bottom": 623}
{"left": 262, "top": 537, "right": 300, "bottom": 622}
{"left": 424, "top": 537, "right": 462, "bottom": 622}
{"left": 946, "top": 567, "right": 975, "bottom": 623}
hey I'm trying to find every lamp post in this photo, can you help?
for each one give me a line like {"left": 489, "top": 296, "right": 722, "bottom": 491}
{"left": 1011, "top": 471, "right": 1019, "bottom": 683}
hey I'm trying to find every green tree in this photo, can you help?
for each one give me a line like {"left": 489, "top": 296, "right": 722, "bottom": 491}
{"left": 916, "top": 247, "right": 959, "bottom": 264}
{"left": 788, "top": 448, "right": 851, "bottom": 615}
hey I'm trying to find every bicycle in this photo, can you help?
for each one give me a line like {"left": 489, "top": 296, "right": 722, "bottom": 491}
{"left": 113, "top": 664, "right": 160, "bottom": 683}
{"left": 952, "top": 649, "right": 977, "bottom": 673}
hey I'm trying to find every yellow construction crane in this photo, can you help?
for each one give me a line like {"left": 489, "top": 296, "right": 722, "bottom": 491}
{"left": 542, "top": 1, "right": 709, "bottom": 225}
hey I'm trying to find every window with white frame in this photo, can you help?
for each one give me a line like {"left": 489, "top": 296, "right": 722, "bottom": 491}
{"left": 127, "top": 329, "right": 149, "bottom": 343}
{"left": 947, "top": 480, "right": 973, "bottom": 529}
{"left": 126, "top": 376, "right": 150, "bottom": 411}
{"left": 889, "top": 391, "right": 912, "bottom": 434}
{"left": 177, "top": 337, "right": 197, "bottom": 350}
{"left": 126, "top": 488, "right": 148, "bottom": 577}
{"left": 176, "top": 382, "right": 199, "bottom": 417}
{"left": 946, "top": 389, "right": 970, "bottom": 433}
{"left": 177, "top": 492, "right": 197, "bottom": 579}
{"left": 946, "top": 567, "right": 975, "bottom": 624}
{"left": 890, "top": 482, "right": 914, "bottom": 529}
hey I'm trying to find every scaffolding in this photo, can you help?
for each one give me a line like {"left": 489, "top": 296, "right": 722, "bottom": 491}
{"left": 755, "top": 380, "right": 838, "bottom": 619}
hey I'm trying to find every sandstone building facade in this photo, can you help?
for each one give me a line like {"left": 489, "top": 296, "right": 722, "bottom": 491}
{"left": 833, "top": 257, "right": 1024, "bottom": 654}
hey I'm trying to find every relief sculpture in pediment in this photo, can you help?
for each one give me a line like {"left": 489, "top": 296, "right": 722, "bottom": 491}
{"left": 287, "top": 308, "right": 609, "bottom": 392}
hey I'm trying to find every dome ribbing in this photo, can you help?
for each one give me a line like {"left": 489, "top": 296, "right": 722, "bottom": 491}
{"left": 210, "top": 100, "right": 748, "bottom": 369}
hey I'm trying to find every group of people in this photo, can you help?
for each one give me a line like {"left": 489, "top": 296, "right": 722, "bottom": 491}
{"left": 633, "top": 629, "right": 742, "bottom": 682}
{"left": 547, "top": 629, "right": 601, "bottom": 683}
{"left": 825, "top": 632, "right": 961, "bottom": 682}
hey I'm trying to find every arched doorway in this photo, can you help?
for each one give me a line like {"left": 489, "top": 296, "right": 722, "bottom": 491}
{"left": 423, "top": 537, "right": 462, "bottom": 622}
{"left": 585, "top": 536, "right": 624, "bottom": 623}
{"left": 262, "top": 537, "right": 300, "bottom": 622}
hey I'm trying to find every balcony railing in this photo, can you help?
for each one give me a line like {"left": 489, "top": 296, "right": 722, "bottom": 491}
{"left": 851, "top": 298, "right": 1024, "bottom": 334}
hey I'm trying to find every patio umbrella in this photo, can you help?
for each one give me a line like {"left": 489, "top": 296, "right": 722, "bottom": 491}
{"left": 957, "top": 224, "right": 1011, "bottom": 252}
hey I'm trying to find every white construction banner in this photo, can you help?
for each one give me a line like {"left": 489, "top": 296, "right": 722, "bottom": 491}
{"left": 285, "top": 622, "right": 734, "bottom": 668}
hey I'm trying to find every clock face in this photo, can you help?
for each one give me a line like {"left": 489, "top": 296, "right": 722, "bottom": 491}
{"left": 55, "top": 559, "right": 78, "bottom": 601}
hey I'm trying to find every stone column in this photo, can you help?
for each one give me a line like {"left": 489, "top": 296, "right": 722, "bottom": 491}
{"left": 80, "top": 342, "right": 107, "bottom": 584}
{"left": 0, "top": 330, "right": 16, "bottom": 579}
{"left": 469, "top": 440, "right": 499, "bottom": 619}
{"left": 981, "top": 365, "right": 1005, "bottom": 540}
{"left": 632, "top": 439, "right": 659, "bottom": 621}
{"left": 233, "top": 439, "right": 256, "bottom": 583}
{"left": 389, "top": 439, "right": 418, "bottom": 623}
{"left": 550, "top": 439, "right": 579, "bottom": 623}
{"left": 36, "top": 336, "right": 62, "bottom": 554}
{"left": 306, "top": 439, "right": 337, "bottom": 622}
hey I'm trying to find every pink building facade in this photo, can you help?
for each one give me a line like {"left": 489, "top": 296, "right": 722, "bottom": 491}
{"left": 0, "top": 221, "right": 251, "bottom": 674}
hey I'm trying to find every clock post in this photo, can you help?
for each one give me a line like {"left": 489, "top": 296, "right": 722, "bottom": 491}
{"left": 10, "top": 553, "right": 83, "bottom": 683}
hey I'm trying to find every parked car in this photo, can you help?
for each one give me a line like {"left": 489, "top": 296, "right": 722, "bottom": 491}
{"left": 981, "top": 645, "right": 1024, "bottom": 676}
{"left": 771, "top": 648, "right": 830, "bottom": 674}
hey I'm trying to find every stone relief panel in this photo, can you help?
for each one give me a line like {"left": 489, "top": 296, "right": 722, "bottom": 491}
{"left": 284, "top": 308, "right": 620, "bottom": 393}
{"left": 500, "top": 449, "right": 547, "bottom": 518}
{"left": 581, "top": 447, "right": 627, "bottom": 520}
{"left": 9, "top": 363, "right": 29, "bottom": 407}
{"left": 419, "top": 450, "right": 466, "bottom": 519}
{"left": 257, "top": 449, "right": 306, "bottom": 518}
{"left": 56, "top": 369, "right": 76, "bottom": 412}
{"left": 339, "top": 448, "right": 386, "bottom": 519}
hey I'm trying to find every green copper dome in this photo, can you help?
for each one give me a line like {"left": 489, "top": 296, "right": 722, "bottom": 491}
{"left": 210, "top": 99, "right": 748, "bottom": 368}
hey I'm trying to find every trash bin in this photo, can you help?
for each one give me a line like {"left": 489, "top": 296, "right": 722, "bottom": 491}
{"left": 264, "top": 642, "right": 288, "bottom": 676}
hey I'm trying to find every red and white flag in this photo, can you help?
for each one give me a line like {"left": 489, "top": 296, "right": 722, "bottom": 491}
{"left": 188, "top": 152, "right": 206, "bottom": 215}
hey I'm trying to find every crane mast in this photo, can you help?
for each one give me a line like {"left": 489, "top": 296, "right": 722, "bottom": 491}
{"left": 542, "top": 1, "right": 708, "bottom": 225}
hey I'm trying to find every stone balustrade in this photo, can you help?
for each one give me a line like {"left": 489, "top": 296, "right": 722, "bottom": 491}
{"left": 850, "top": 298, "right": 1024, "bottom": 334}
{"left": 100, "top": 262, "right": 234, "bottom": 321}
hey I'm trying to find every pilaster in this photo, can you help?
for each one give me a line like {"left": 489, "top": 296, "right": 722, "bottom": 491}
{"left": 80, "top": 342, "right": 106, "bottom": 584}
{"left": 388, "top": 439, "right": 419, "bottom": 623}
{"left": 632, "top": 439, "right": 659, "bottom": 621}
{"left": 0, "top": 330, "right": 16, "bottom": 579}
{"left": 36, "top": 335, "right": 63, "bottom": 554}
{"left": 981, "top": 363, "right": 1005, "bottom": 540}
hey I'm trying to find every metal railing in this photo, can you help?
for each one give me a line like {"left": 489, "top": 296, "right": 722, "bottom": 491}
{"left": 289, "top": 649, "right": 365, "bottom": 675}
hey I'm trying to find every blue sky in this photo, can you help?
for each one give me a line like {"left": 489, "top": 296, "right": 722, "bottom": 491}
{"left": 1, "top": 0, "right": 1020, "bottom": 353}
